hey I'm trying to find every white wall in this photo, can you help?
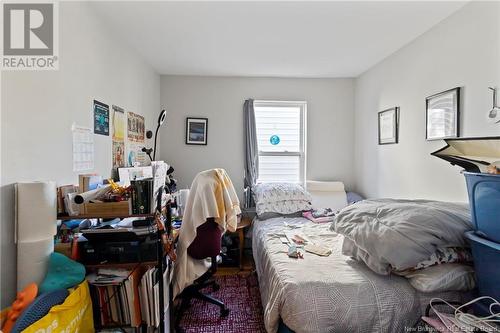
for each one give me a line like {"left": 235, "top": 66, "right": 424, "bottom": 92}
{"left": 159, "top": 76, "right": 355, "bottom": 197}
{"left": 354, "top": 1, "right": 500, "bottom": 202}
{"left": 0, "top": 2, "right": 160, "bottom": 307}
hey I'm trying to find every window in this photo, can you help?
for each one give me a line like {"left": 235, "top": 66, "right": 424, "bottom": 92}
{"left": 254, "top": 100, "right": 307, "bottom": 184}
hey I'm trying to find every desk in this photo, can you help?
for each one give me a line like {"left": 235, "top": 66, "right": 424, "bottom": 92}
{"left": 235, "top": 216, "right": 252, "bottom": 270}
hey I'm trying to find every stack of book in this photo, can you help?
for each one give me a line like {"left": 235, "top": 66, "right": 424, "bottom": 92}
{"left": 57, "top": 184, "right": 78, "bottom": 214}
{"left": 87, "top": 265, "right": 169, "bottom": 330}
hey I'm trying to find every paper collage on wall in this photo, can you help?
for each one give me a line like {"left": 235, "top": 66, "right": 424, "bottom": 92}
{"left": 126, "top": 111, "right": 146, "bottom": 166}
{"left": 110, "top": 107, "right": 147, "bottom": 169}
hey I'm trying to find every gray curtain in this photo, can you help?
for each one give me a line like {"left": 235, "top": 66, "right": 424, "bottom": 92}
{"left": 243, "top": 99, "right": 258, "bottom": 206}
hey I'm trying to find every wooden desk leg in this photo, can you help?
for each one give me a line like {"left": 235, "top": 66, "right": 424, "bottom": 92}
{"left": 239, "top": 228, "right": 244, "bottom": 271}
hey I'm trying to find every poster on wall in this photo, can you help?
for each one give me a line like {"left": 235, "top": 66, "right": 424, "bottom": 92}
{"left": 112, "top": 105, "right": 126, "bottom": 169}
{"left": 112, "top": 105, "right": 125, "bottom": 141}
{"left": 93, "top": 100, "right": 109, "bottom": 136}
{"left": 72, "top": 124, "right": 94, "bottom": 172}
{"left": 126, "top": 111, "right": 146, "bottom": 166}
{"left": 127, "top": 111, "right": 145, "bottom": 142}
{"left": 127, "top": 142, "right": 147, "bottom": 167}
{"left": 112, "top": 141, "right": 125, "bottom": 169}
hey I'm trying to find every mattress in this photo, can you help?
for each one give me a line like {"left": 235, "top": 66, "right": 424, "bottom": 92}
{"left": 252, "top": 217, "right": 465, "bottom": 333}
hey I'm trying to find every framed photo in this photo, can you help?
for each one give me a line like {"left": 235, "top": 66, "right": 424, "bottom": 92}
{"left": 186, "top": 117, "right": 208, "bottom": 145}
{"left": 378, "top": 107, "right": 399, "bottom": 145}
{"left": 426, "top": 87, "right": 460, "bottom": 141}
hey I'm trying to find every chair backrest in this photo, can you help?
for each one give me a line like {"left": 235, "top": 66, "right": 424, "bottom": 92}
{"left": 187, "top": 218, "right": 222, "bottom": 260}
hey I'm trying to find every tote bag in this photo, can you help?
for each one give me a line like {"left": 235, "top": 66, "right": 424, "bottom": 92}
{"left": 23, "top": 281, "right": 94, "bottom": 333}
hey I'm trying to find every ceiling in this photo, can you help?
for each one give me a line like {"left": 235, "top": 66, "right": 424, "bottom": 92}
{"left": 90, "top": 1, "right": 466, "bottom": 78}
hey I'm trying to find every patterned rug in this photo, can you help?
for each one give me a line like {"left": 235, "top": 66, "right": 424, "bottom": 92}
{"left": 178, "top": 273, "right": 267, "bottom": 333}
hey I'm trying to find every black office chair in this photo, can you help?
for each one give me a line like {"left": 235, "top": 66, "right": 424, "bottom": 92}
{"left": 175, "top": 218, "right": 229, "bottom": 332}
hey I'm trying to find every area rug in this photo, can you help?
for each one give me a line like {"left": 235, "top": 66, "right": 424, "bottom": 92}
{"left": 178, "top": 273, "right": 267, "bottom": 333}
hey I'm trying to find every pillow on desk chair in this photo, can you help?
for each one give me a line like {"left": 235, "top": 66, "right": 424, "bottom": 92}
{"left": 39, "top": 253, "right": 85, "bottom": 294}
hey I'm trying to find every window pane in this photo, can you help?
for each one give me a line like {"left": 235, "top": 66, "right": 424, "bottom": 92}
{"left": 258, "top": 155, "right": 301, "bottom": 183}
{"left": 255, "top": 106, "right": 301, "bottom": 153}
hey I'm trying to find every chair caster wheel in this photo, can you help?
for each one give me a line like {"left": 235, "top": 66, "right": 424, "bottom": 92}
{"left": 212, "top": 283, "right": 220, "bottom": 292}
{"left": 221, "top": 307, "right": 230, "bottom": 317}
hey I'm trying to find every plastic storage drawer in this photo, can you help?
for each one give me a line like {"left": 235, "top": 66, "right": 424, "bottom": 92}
{"left": 464, "top": 172, "right": 500, "bottom": 243}
{"left": 465, "top": 231, "right": 500, "bottom": 303}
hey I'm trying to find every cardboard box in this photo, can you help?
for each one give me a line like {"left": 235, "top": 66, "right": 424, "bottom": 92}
{"left": 83, "top": 200, "right": 130, "bottom": 217}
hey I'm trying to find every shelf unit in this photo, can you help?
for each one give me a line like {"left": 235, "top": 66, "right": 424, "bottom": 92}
{"left": 57, "top": 213, "right": 155, "bottom": 220}
{"left": 59, "top": 186, "right": 172, "bottom": 333}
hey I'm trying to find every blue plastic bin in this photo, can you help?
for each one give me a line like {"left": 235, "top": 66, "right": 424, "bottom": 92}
{"left": 465, "top": 231, "right": 500, "bottom": 304}
{"left": 464, "top": 172, "right": 500, "bottom": 243}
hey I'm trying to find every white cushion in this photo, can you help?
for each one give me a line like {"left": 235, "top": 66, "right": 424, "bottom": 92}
{"left": 306, "top": 181, "right": 347, "bottom": 211}
{"left": 306, "top": 181, "right": 345, "bottom": 192}
{"left": 405, "top": 264, "right": 475, "bottom": 293}
{"left": 253, "top": 183, "right": 312, "bottom": 216}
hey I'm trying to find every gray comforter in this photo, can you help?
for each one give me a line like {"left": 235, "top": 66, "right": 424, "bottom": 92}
{"left": 334, "top": 199, "right": 472, "bottom": 274}
{"left": 252, "top": 217, "right": 465, "bottom": 333}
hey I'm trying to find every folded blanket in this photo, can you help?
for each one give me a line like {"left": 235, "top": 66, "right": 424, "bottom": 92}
{"left": 173, "top": 169, "right": 240, "bottom": 297}
{"left": 302, "top": 209, "right": 335, "bottom": 223}
{"left": 334, "top": 199, "right": 472, "bottom": 274}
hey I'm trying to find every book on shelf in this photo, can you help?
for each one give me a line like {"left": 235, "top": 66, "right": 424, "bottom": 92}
{"left": 78, "top": 174, "right": 102, "bottom": 193}
{"left": 130, "top": 178, "right": 153, "bottom": 215}
{"left": 87, "top": 264, "right": 168, "bottom": 329}
{"left": 57, "top": 184, "right": 78, "bottom": 215}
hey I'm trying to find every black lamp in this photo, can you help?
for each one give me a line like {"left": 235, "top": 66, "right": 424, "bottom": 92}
{"left": 142, "top": 109, "right": 167, "bottom": 161}
{"left": 154, "top": 109, "right": 167, "bottom": 160}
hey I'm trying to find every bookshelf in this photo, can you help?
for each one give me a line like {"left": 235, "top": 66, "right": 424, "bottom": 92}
{"left": 63, "top": 186, "right": 173, "bottom": 333}
{"left": 57, "top": 213, "right": 155, "bottom": 220}
{"left": 84, "top": 261, "right": 158, "bottom": 270}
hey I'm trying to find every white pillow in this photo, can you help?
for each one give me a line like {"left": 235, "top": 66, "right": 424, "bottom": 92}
{"left": 405, "top": 264, "right": 475, "bottom": 293}
{"left": 252, "top": 183, "right": 312, "bottom": 216}
{"left": 306, "top": 181, "right": 347, "bottom": 211}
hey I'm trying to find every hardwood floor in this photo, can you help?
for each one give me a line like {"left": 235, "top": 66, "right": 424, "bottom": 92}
{"left": 216, "top": 254, "right": 255, "bottom": 276}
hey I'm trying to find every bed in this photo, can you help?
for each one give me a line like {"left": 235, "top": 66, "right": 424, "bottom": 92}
{"left": 252, "top": 216, "right": 466, "bottom": 333}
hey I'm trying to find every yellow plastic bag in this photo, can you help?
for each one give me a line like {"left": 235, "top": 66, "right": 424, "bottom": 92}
{"left": 23, "top": 281, "right": 94, "bottom": 333}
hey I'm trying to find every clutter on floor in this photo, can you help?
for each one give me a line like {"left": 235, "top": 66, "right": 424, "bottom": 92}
{"left": 1, "top": 255, "right": 92, "bottom": 333}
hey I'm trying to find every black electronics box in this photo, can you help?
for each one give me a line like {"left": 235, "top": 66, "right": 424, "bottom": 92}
{"left": 80, "top": 235, "right": 157, "bottom": 265}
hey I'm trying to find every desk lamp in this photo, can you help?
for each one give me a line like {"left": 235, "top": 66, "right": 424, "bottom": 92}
{"left": 142, "top": 109, "right": 167, "bottom": 161}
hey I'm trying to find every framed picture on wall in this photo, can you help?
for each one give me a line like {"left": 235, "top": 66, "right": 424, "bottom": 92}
{"left": 186, "top": 117, "right": 208, "bottom": 145}
{"left": 426, "top": 87, "right": 460, "bottom": 141}
{"left": 378, "top": 107, "right": 399, "bottom": 145}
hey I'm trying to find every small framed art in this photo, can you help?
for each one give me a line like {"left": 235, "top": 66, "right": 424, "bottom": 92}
{"left": 426, "top": 87, "right": 460, "bottom": 141}
{"left": 378, "top": 107, "right": 399, "bottom": 145}
{"left": 185, "top": 117, "right": 208, "bottom": 145}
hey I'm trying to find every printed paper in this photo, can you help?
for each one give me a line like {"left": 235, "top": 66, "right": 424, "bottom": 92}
{"left": 72, "top": 125, "right": 94, "bottom": 171}
{"left": 127, "top": 111, "right": 145, "bottom": 143}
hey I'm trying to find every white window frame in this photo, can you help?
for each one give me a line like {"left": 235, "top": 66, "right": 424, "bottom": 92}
{"left": 254, "top": 100, "right": 307, "bottom": 186}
